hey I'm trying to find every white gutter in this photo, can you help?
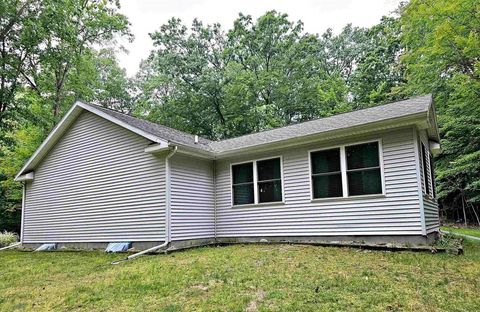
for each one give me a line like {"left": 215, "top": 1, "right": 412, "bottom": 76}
{"left": 112, "top": 146, "right": 178, "bottom": 264}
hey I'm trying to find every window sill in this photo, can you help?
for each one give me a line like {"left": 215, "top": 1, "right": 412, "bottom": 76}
{"left": 231, "top": 201, "right": 285, "bottom": 209}
{"left": 311, "top": 194, "right": 386, "bottom": 203}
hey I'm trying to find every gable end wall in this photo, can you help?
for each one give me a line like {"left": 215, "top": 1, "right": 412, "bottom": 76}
{"left": 23, "top": 111, "right": 166, "bottom": 243}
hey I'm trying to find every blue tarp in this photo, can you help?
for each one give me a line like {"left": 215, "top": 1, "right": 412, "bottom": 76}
{"left": 105, "top": 242, "right": 131, "bottom": 253}
{"left": 35, "top": 243, "right": 57, "bottom": 251}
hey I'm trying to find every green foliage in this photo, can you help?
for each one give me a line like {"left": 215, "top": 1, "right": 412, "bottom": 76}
{"left": 0, "top": 231, "right": 19, "bottom": 247}
{"left": 400, "top": 0, "right": 480, "bottom": 213}
{"left": 135, "top": 11, "right": 358, "bottom": 140}
{"left": 0, "top": 0, "right": 133, "bottom": 233}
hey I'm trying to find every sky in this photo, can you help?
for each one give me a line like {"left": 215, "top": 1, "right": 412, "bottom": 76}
{"left": 118, "top": 0, "right": 402, "bottom": 76}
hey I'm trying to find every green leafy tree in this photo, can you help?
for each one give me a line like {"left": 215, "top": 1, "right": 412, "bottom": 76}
{"left": 0, "top": 0, "right": 132, "bottom": 233}
{"left": 401, "top": 0, "right": 480, "bottom": 221}
{"left": 349, "top": 16, "right": 405, "bottom": 108}
{"left": 136, "top": 11, "right": 350, "bottom": 140}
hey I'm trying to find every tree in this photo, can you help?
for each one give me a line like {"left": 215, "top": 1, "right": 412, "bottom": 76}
{"left": 18, "top": 0, "right": 132, "bottom": 119}
{"left": 400, "top": 0, "right": 480, "bottom": 221}
{"left": 349, "top": 16, "right": 405, "bottom": 108}
{"left": 0, "top": 0, "right": 133, "bottom": 233}
{"left": 135, "top": 11, "right": 350, "bottom": 140}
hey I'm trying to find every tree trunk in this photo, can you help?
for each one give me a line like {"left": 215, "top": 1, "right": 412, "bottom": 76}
{"left": 468, "top": 201, "right": 480, "bottom": 227}
{"left": 462, "top": 196, "right": 467, "bottom": 226}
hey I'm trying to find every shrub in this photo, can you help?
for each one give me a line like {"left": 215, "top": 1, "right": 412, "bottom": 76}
{"left": 0, "top": 231, "right": 19, "bottom": 248}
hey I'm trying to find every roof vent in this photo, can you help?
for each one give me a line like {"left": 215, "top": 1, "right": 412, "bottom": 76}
{"left": 194, "top": 135, "right": 199, "bottom": 144}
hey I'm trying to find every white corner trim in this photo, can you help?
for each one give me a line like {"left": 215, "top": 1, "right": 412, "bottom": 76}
{"left": 413, "top": 127, "right": 427, "bottom": 235}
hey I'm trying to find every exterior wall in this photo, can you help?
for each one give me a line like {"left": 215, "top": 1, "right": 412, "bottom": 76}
{"left": 23, "top": 111, "right": 166, "bottom": 243}
{"left": 418, "top": 130, "right": 440, "bottom": 233}
{"left": 170, "top": 154, "right": 215, "bottom": 241}
{"left": 215, "top": 127, "right": 424, "bottom": 237}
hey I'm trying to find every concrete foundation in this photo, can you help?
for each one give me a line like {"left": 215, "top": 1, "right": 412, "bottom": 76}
{"left": 20, "top": 232, "right": 439, "bottom": 252}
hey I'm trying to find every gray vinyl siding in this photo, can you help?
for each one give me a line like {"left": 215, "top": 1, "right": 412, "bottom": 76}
{"left": 423, "top": 198, "right": 439, "bottom": 233}
{"left": 23, "top": 111, "right": 166, "bottom": 243}
{"left": 170, "top": 154, "right": 215, "bottom": 241}
{"left": 215, "top": 127, "right": 423, "bottom": 237}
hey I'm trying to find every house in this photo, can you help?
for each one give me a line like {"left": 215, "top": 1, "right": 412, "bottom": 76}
{"left": 15, "top": 95, "right": 441, "bottom": 250}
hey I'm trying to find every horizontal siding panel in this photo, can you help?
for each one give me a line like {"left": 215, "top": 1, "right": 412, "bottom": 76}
{"left": 216, "top": 127, "right": 423, "bottom": 237}
{"left": 23, "top": 111, "right": 166, "bottom": 243}
{"left": 170, "top": 154, "right": 215, "bottom": 241}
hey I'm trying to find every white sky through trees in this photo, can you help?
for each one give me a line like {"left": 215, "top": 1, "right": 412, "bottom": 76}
{"left": 117, "top": 0, "right": 402, "bottom": 76}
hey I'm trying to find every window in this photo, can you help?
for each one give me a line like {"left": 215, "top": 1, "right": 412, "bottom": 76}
{"left": 421, "top": 143, "right": 431, "bottom": 196}
{"left": 310, "top": 141, "right": 384, "bottom": 199}
{"left": 231, "top": 157, "right": 283, "bottom": 206}
{"left": 232, "top": 162, "right": 254, "bottom": 205}
{"left": 257, "top": 158, "right": 283, "bottom": 203}
{"left": 421, "top": 143, "right": 435, "bottom": 197}
{"left": 429, "top": 153, "right": 436, "bottom": 198}
{"left": 346, "top": 142, "right": 382, "bottom": 196}
{"left": 311, "top": 148, "right": 343, "bottom": 198}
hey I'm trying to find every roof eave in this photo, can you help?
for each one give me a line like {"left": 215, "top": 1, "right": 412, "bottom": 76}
{"left": 212, "top": 112, "right": 428, "bottom": 159}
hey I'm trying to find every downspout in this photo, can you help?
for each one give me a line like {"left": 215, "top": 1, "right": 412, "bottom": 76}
{"left": 112, "top": 146, "right": 178, "bottom": 264}
{"left": 213, "top": 160, "right": 217, "bottom": 241}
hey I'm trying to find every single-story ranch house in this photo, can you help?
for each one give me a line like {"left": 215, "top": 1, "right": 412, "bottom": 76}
{"left": 15, "top": 94, "right": 441, "bottom": 250}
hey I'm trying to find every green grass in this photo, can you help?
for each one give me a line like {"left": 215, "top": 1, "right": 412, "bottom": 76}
{"left": 441, "top": 226, "right": 480, "bottom": 238}
{"left": 1, "top": 242, "right": 479, "bottom": 311}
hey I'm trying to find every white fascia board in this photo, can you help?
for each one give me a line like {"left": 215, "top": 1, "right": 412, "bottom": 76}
{"left": 144, "top": 143, "right": 170, "bottom": 153}
{"left": 16, "top": 172, "right": 34, "bottom": 182}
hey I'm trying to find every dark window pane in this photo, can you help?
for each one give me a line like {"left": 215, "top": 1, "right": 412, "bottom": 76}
{"left": 257, "top": 158, "right": 281, "bottom": 181}
{"left": 347, "top": 168, "right": 382, "bottom": 196}
{"left": 233, "top": 184, "right": 254, "bottom": 205}
{"left": 346, "top": 142, "right": 379, "bottom": 170}
{"left": 422, "top": 144, "right": 431, "bottom": 195}
{"left": 311, "top": 148, "right": 341, "bottom": 174}
{"left": 258, "top": 180, "right": 282, "bottom": 203}
{"left": 232, "top": 163, "right": 253, "bottom": 184}
{"left": 312, "top": 173, "right": 343, "bottom": 198}
{"left": 429, "top": 152, "right": 436, "bottom": 198}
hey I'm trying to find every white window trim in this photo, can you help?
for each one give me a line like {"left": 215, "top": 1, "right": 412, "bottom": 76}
{"left": 230, "top": 156, "right": 285, "bottom": 207}
{"left": 308, "top": 139, "right": 386, "bottom": 201}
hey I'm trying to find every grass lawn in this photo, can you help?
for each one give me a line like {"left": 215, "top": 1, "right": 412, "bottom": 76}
{"left": 1, "top": 242, "right": 479, "bottom": 311}
{"left": 441, "top": 226, "right": 480, "bottom": 239}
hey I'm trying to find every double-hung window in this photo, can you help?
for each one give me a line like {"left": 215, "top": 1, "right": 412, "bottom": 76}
{"left": 346, "top": 142, "right": 383, "bottom": 196}
{"left": 310, "top": 141, "right": 384, "bottom": 199}
{"left": 232, "top": 157, "right": 283, "bottom": 206}
{"left": 311, "top": 148, "right": 343, "bottom": 198}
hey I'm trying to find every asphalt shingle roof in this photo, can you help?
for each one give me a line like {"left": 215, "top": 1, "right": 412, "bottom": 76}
{"left": 87, "top": 105, "right": 214, "bottom": 151}
{"left": 87, "top": 94, "right": 432, "bottom": 154}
